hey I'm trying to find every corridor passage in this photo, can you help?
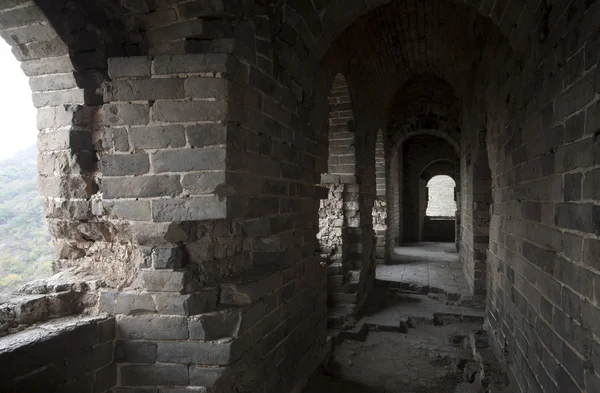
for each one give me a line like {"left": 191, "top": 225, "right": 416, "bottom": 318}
{"left": 304, "top": 244, "right": 503, "bottom": 393}
{"left": 377, "top": 243, "right": 471, "bottom": 303}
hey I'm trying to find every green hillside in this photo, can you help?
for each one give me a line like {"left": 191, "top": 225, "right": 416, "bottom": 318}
{"left": 0, "top": 146, "right": 52, "bottom": 292}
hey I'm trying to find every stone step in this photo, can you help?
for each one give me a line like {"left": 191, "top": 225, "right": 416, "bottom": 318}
{"left": 328, "top": 284, "right": 351, "bottom": 294}
{"left": 327, "top": 304, "right": 355, "bottom": 328}
{"left": 328, "top": 292, "right": 358, "bottom": 305}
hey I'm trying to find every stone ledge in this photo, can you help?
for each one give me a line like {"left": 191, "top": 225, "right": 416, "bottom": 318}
{"left": 0, "top": 315, "right": 115, "bottom": 391}
{"left": 0, "top": 314, "right": 112, "bottom": 354}
{"left": 0, "top": 271, "right": 103, "bottom": 337}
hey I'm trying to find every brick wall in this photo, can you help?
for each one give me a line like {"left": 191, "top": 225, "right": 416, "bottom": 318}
{"left": 0, "top": 316, "right": 115, "bottom": 392}
{"left": 423, "top": 218, "right": 455, "bottom": 242}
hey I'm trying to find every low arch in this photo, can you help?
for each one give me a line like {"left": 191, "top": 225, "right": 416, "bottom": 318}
{"left": 421, "top": 159, "right": 458, "bottom": 183}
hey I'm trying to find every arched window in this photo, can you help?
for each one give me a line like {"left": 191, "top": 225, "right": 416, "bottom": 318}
{"left": 0, "top": 39, "right": 52, "bottom": 292}
{"left": 426, "top": 175, "right": 457, "bottom": 217}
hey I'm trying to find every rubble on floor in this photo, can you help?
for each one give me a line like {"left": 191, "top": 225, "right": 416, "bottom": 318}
{"left": 306, "top": 289, "right": 511, "bottom": 393}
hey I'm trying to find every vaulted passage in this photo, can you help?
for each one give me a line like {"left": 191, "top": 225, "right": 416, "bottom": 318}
{"left": 1, "top": 1, "right": 599, "bottom": 393}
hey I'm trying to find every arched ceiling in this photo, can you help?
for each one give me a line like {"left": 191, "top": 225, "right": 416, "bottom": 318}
{"left": 327, "top": 0, "right": 509, "bottom": 106}
{"left": 388, "top": 75, "right": 461, "bottom": 149}
{"left": 421, "top": 160, "right": 456, "bottom": 182}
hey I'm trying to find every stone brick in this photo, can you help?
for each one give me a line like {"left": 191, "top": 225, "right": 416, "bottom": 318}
{"left": 108, "top": 57, "right": 151, "bottom": 79}
{"left": 0, "top": 4, "right": 45, "bottom": 30}
{"left": 113, "top": 292, "right": 157, "bottom": 315}
{"left": 152, "top": 196, "right": 227, "bottom": 222}
{"left": 142, "top": 8, "right": 178, "bottom": 29}
{"left": 146, "top": 20, "right": 204, "bottom": 44}
{"left": 117, "top": 315, "right": 188, "bottom": 340}
{"left": 181, "top": 172, "right": 227, "bottom": 195}
{"left": 36, "top": 106, "right": 74, "bottom": 129}
{"left": 115, "top": 340, "right": 157, "bottom": 363}
{"left": 189, "top": 309, "right": 241, "bottom": 340}
{"left": 565, "top": 111, "right": 585, "bottom": 142}
{"left": 152, "top": 53, "right": 231, "bottom": 74}
{"left": 99, "top": 153, "right": 149, "bottom": 176}
{"left": 38, "top": 175, "right": 91, "bottom": 199}
{"left": 112, "top": 127, "right": 130, "bottom": 152}
{"left": 120, "top": 364, "right": 189, "bottom": 386}
{"left": 582, "top": 238, "right": 600, "bottom": 271}
{"left": 32, "top": 89, "right": 86, "bottom": 108}
{"left": 185, "top": 77, "right": 231, "bottom": 98}
{"left": 555, "top": 71, "right": 597, "bottom": 120}
{"left": 219, "top": 271, "right": 281, "bottom": 305}
{"left": 101, "top": 199, "right": 152, "bottom": 221}
{"left": 140, "top": 270, "right": 187, "bottom": 292}
{"left": 189, "top": 366, "right": 228, "bottom": 386}
{"left": 586, "top": 100, "right": 600, "bottom": 136}
{"left": 152, "top": 100, "right": 228, "bottom": 122}
{"left": 103, "top": 103, "right": 149, "bottom": 126}
{"left": 555, "top": 139, "right": 594, "bottom": 172}
{"left": 153, "top": 288, "right": 218, "bottom": 315}
{"left": 583, "top": 168, "right": 600, "bottom": 199}
{"left": 152, "top": 246, "right": 183, "bottom": 269}
{"left": 156, "top": 340, "right": 238, "bottom": 365}
{"left": 152, "top": 147, "right": 226, "bottom": 173}
{"left": 105, "top": 78, "right": 184, "bottom": 101}
{"left": 29, "top": 74, "right": 77, "bottom": 92}
{"left": 522, "top": 242, "right": 555, "bottom": 274}
{"left": 186, "top": 123, "right": 229, "bottom": 147}
{"left": 564, "top": 173, "right": 582, "bottom": 201}
{"left": 94, "top": 363, "right": 116, "bottom": 393}
{"left": 555, "top": 203, "right": 593, "bottom": 232}
{"left": 129, "top": 125, "right": 186, "bottom": 149}
{"left": 38, "top": 129, "right": 93, "bottom": 152}
{"left": 100, "top": 175, "right": 182, "bottom": 199}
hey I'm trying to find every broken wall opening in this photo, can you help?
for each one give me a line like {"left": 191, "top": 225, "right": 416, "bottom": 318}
{"left": 0, "top": 39, "right": 53, "bottom": 293}
{"left": 318, "top": 73, "right": 362, "bottom": 326}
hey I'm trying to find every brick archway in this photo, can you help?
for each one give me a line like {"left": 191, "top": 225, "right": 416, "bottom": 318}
{"left": 277, "top": 0, "right": 524, "bottom": 79}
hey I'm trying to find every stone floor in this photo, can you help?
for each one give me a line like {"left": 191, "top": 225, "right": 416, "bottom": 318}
{"left": 303, "top": 243, "right": 509, "bottom": 393}
{"left": 376, "top": 242, "right": 471, "bottom": 302}
{"left": 304, "top": 288, "right": 494, "bottom": 393}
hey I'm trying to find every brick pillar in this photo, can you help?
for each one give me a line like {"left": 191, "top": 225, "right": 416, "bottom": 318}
{"left": 94, "top": 54, "right": 247, "bottom": 391}
{"left": 471, "top": 130, "right": 492, "bottom": 300}
{"left": 373, "top": 129, "right": 387, "bottom": 263}
{"left": 418, "top": 180, "right": 428, "bottom": 241}
{"left": 319, "top": 73, "right": 363, "bottom": 326}
{"left": 385, "top": 146, "right": 401, "bottom": 260}
{"left": 91, "top": 45, "right": 332, "bottom": 391}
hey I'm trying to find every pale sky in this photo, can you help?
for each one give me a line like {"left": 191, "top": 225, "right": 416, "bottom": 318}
{"left": 0, "top": 40, "right": 38, "bottom": 160}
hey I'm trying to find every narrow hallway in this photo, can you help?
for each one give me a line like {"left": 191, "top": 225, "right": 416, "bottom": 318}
{"left": 378, "top": 243, "right": 472, "bottom": 303}
{"left": 304, "top": 243, "right": 506, "bottom": 393}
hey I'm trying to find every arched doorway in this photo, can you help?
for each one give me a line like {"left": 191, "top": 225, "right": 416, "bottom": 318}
{"left": 423, "top": 175, "right": 457, "bottom": 242}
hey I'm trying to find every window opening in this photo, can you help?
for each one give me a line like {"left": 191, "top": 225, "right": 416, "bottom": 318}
{"left": 425, "top": 175, "right": 456, "bottom": 218}
{"left": 0, "top": 39, "right": 52, "bottom": 292}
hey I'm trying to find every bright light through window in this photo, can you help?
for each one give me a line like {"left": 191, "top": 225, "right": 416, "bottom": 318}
{"left": 426, "top": 175, "right": 456, "bottom": 217}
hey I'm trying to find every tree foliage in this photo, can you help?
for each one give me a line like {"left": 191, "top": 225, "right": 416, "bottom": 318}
{"left": 0, "top": 146, "right": 52, "bottom": 292}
